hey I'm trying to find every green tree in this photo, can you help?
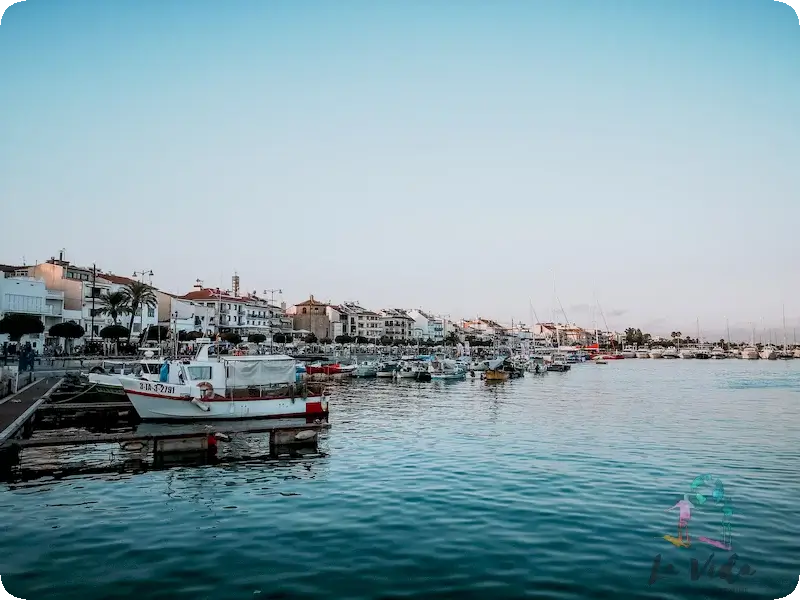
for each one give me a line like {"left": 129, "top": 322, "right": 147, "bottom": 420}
{"left": 380, "top": 334, "right": 392, "bottom": 346}
{"left": 122, "top": 282, "right": 158, "bottom": 344}
{"left": 273, "top": 332, "right": 286, "bottom": 344}
{"left": 48, "top": 321, "right": 85, "bottom": 350}
{"left": 178, "top": 330, "right": 204, "bottom": 342}
{"left": 97, "top": 291, "right": 131, "bottom": 325}
{"left": 144, "top": 325, "right": 170, "bottom": 341}
{"left": 99, "top": 324, "right": 130, "bottom": 341}
{"left": 249, "top": 333, "right": 267, "bottom": 344}
{"left": 355, "top": 335, "right": 369, "bottom": 344}
{"left": 445, "top": 332, "right": 459, "bottom": 345}
{"left": 0, "top": 313, "right": 45, "bottom": 342}
{"left": 304, "top": 332, "right": 318, "bottom": 344}
{"left": 221, "top": 332, "right": 242, "bottom": 345}
{"left": 334, "top": 334, "right": 352, "bottom": 344}
{"left": 320, "top": 337, "right": 332, "bottom": 344}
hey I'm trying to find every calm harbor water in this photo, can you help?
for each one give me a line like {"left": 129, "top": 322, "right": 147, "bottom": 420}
{"left": 1, "top": 360, "right": 799, "bottom": 599}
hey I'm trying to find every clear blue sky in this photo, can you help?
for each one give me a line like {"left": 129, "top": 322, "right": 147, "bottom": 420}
{"left": 1, "top": 0, "right": 798, "bottom": 337}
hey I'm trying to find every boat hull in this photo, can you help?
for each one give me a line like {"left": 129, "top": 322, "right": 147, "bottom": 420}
{"left": 484, "top": 369, "right": 509, "bottom": 381}
{"left": 122, "top": 382, "right": 329, "bottom": 421}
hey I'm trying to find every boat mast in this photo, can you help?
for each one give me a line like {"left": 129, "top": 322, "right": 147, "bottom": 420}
{"left": 726, "top": 317, "right": 731, "bottom": 349}
{"left": 783, "top": 304, "right": 787, "bottom": 352}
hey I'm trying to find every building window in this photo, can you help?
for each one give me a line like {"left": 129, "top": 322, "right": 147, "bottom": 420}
{"left": 302, "top": 308, "right": 307, "bottom": 314}
{"left": 147, "top": 307, "right": 155, "bottom": 318}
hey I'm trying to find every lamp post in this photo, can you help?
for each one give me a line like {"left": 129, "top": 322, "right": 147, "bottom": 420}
{"left": 132, "top": 270, "right": 153, "bottom": 345}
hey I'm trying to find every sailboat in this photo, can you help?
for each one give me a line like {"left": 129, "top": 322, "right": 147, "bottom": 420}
{"left": 778, "top": 305, "right": 793, "bottom": 359}
{"left": 694, "top": 318, "right": 710, "bottom": 359}
{"left": 742, "top": 325, "right": 759, "bottom": 360}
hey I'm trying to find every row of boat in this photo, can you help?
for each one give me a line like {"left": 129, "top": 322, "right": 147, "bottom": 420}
{"left": 608, "top": 345, "right": 800, "bottom": 360}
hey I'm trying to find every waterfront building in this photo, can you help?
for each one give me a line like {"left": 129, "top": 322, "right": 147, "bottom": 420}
{"left": 0, "top": 271, "right": 66, "bottom": 351}
{"left": 288, "top": 295, "right": 331, "bottom": 340}
{"left": 380, "top": 309, "right": 415, "bottom": 342}
{"left": 407, "top": 309, "right": 445, "bottom": 342}
{"left": 181, "top": 286, "right": 292, "bottom": 339}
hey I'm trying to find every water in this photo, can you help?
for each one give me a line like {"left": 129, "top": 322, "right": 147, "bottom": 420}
{"left": 1, "top": 361, "right": 799, "bottom": 599}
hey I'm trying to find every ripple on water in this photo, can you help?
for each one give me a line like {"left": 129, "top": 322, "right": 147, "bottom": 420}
{"left": 1, "top": 361, "right": 799, "bottom": 600}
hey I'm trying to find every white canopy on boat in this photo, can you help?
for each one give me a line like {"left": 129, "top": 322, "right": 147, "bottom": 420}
{"left": 224, "top": 355, "right": 296, "bottom": 386}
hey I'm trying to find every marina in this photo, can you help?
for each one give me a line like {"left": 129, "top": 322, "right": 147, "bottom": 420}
{"left": 1, "top": 359, "right": 798, "bottom": 599}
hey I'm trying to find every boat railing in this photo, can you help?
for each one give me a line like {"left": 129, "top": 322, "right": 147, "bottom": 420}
{"left": 224, "top": 380, "right": 327, "bottom": 399}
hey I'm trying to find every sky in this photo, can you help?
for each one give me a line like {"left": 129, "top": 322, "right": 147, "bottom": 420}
{"left": 1, "top": 0, "right": 798, "bottom": 339}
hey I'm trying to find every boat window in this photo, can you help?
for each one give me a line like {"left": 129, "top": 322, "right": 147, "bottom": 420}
{"left": 187, "top": 366, "right": 213, "bottom": 380}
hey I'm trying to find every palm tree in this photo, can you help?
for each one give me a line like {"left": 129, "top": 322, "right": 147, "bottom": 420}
{"left": 123, "top": 282, "right": 158, "bottom": 343}
{"left": 97, "top": 291, "right": 131, "bottom": 325}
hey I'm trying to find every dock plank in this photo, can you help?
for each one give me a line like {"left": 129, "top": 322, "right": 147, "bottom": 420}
{"left": 38, "top": 402, "right": 133, "bottom": 412}
{"left": 0, "top": 377, "right": 62, "bottom": 442}
{"left": 5, "top": 421, "right": 330, "bottom": 449}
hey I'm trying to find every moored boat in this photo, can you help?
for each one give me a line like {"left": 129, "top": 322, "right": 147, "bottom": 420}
{"left": 741, "top": 346, "right": 759, "bottom": 360}
{"left": 649, "top": 349, "right": 664, "bottom": 359}
{"left": 635, "top": 350, "right": 650, "bottom": 359}
{"left": 118, "top": 344, "right": 329, "bottom": 421}
{"left": 662, "top": 348, "right": 679, "bottom": 359}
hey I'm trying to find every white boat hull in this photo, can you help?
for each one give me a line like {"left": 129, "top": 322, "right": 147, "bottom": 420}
{"left": 122, "top": 380, "right": 328, "bottom": 421}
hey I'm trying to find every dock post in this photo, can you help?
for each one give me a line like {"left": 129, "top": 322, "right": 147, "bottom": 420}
{"left": 0, "top": 444, "right": 20, "bottom": 477}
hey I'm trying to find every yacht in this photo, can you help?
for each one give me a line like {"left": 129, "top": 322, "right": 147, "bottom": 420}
{"left": 649, "top": 349, "right": 664, "bottom": 359}
{"left": 711, "top": 346, "right": 727, "bottom": 359}
{"left": 635, "top": 349, "right": 651, "bottom": 359}
{"left": 621, "top": 346, "right": 637, "bottom": 359}
{"left": 679, "top": 349, "right": 695, "bottom": 359}
{"left": 694, "top": 345, "right": 711, "bottom": 360}
{"left": 759, "top": 346, "right": 778, "bottom": 360}
{"left": 793, "top": 348, "right": 800, "bottom": 359}
{"left": 662, "top": 347, "right": 679, "bottom": 359}
{"left": 741, "top": 346, "right": 759, "bottom": 360}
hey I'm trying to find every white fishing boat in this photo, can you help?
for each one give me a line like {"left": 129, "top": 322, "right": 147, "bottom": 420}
{"left": 338, "top": 364, "right": 358, "bottom": 375}
{"left": 429, "top": 358, "right": 466, "bottom": 380}
{"left": 621, "top": 345, "right": 637, "bottom": 359}
{"left": 394, "top": 360, "right": 422, "bottom": 379}
{"left": 679, "top": 349, "right": 695, "bottom": 359}
{"left": 376, "top": 361, "right": 399, "bottom": 377}
{"left": 118, "top": 344, "right": 329, "bottom": 421}
{"left": 635, "top": 349, "right": 650, "bottom": 359}
{"left": 711, "top": 346, "right": 726, "bottom": 359}
{"left": 353, "top": 361, "right": 379, "bottom": 378}
{"left": 662, "top": 347, "right": 679, "bottom": 359}
{"left": 649, "top": 349, "right": 664, "bottom": 359}
{"left": 87, "top": 359, "right": 163, "bottom": 395}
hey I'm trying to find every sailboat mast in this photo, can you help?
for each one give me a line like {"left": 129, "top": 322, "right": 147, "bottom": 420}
{"left": 783, "top": 305, "right": 787, "bottom": 352}
{"left": 726, "top": 318, "right": 731, "bottom": 348}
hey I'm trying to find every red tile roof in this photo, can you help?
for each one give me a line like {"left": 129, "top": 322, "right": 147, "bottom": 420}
{"left": 294, "top": 295, "right": 327, "bottom": 307}
{"left": 98, "top": 273, "right": 138, "bottom": 286}
{"left": 182, "top": 288, "right": 240, "bottom": 302}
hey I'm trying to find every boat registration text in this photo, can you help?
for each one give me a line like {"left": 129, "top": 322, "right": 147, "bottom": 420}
{"left": 138, "top": 382, "right": 175, "bottom": 394}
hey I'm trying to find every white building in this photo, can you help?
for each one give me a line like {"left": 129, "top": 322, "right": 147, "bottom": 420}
{"left": 0, "top": 272, "right": 64, "bottom": 351}
{"left": 334, "top": 303, "right": 383, "bottom": 340}
{"left": 407, "top": 309, "right": 445, "bottom": 342}
{"left": 181, "top": 287, "right": 292, "bottom": 338}
{"left": 380, "top": 309, "right": 415, "bottom": 342}
{"left": 87, "top": 274, "right": 160, "bottom": 340}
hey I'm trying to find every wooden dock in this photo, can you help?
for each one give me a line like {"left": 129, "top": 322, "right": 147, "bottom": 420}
{"left": 0, "top": 375, "right": 331, "bottom": 480}
{"left": 0, "top": 377, "right": 62, "bottom": 443}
